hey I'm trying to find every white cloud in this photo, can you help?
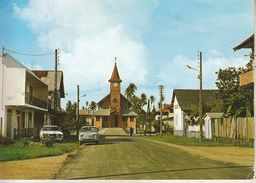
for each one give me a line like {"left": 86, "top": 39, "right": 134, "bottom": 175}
{"left": 156, "top": 53, "right": 248, "bottom": 92}
{"left": 14, "top": 0, "right": 159, "bottom": 104}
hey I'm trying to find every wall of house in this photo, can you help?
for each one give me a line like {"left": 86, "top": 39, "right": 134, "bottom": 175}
{"left": 3, "top": 107, "right": 36, "bottom": 139}
{"left": 0, "top": 55, "right": 4, "bottom": 137}
{"left": 127, "top": 116, "right": 136, "bottom": 130}
{"left": 204, "top": 116, "right": 212, "bottom": 139}
{"left": 173, "top": 96, "right": 184, "bottom": 136}
{"left": 4, "top": 68, "right": 26, "bottom": 106}
{"left": 25, "top": 76, "right": 48, "bottom": 103}
{"left": 94, "top": 116, "right": 102, "bottom": 128}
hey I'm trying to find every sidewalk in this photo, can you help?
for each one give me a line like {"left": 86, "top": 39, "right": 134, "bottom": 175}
{"left": 0, "top": 153, "right": 69, "bottom": 179}
{"left": 99, "top": 128, "right": 129, "bottom": 136}
{"left": 141, "top": 137, "right": 253, "bottom": 166}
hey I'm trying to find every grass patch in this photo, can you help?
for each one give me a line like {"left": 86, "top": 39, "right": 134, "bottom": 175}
{"left": 0, "top": 142, "right": 78, "bottom": 162}
{"left": 145, "top": 134, "right": 252, "bottom": 147}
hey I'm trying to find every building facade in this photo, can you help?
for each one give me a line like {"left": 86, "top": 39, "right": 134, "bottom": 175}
{"left": 171, "top": 89, "right": 222, "bottom": 137}
{"left": 32, "top": 70, "right": 65, "bottom": 125}
{"left": 93, "top": 63, "right": 137, "bottom": 130}
{"left": 0, "top": 53, "right": 48, "bottom": 139}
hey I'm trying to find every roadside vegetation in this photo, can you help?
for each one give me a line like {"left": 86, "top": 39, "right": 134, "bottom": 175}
{"left": 0, "top": 138, "right": 78, "bottom": 162}
{"left": 145, "top": 134, "right": 253, "bottom": 147}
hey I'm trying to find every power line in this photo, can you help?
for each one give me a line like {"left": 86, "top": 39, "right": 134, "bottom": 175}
{"left": 3, "top": 47, "right": 55, "bottom": 56}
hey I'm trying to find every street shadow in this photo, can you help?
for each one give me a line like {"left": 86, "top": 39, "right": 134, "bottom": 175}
{"left": 81, "top": 136, "right": 135, "bottom": 146}
{"left": 70, "top": 165, "right": 253, "bottom": 179}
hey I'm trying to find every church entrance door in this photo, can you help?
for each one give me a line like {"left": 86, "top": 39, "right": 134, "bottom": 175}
{"left": 114, "top": 115, "right": 118, "bottom": 127}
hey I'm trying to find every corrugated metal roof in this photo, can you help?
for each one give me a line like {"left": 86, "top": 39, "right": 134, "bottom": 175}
{"left": 204, "top": 113, "right": 223, "bottom": 119}
{"left": 233, "top": 34, "right": 254, "bottom": 51}
{"left": 171, "top": 89, "right": 223, "bottom": 112}
{"left": 121, "top": 109, "right": 137, "bottom": 116}
{"left": 32, "top": 70, "right": 65, "bottom": 97}
{"left": 94, "top": 108, "right": 110, "bottom": 116}
{"left": 79, "top": 109, "right": 93, "bottom": 115}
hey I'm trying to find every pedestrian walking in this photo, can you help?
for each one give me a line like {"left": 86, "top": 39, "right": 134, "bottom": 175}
{"left": 130, "top": 127, "right": 133, "bottom": 136}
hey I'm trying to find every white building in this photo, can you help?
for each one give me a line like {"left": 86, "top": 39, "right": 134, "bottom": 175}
{"left": 171, "top": 89, "right": 222, "bottom": 137}
{"left": 0, "top": 53, "right": 48, "bottom": 139}
{"left": 204, "top": 113, "right": 223, "bottom": 139}
{"left": 155, "top": 104, "right": 174, "bottom": 132}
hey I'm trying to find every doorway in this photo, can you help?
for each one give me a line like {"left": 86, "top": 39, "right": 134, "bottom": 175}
{"left": 114, "top": 115, "right": 118, "bottom": 127}
{"left": 7, "top": 109, "right": 12, "bottom": 138}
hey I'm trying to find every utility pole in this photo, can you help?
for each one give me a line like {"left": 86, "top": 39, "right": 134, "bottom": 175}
{"left": 253, "top": 0, "right": 256, "bottom": 179}
{"left": 198, "top": 51, "right": 203, "bottom": 142}
{"left": 54, "top": 49, "right": 59, "bottom": 125}
{"left": 147, "top": 99, "right": 152, "bottom": 136}
{"left": 77, "top": 84, "right": 80, "bottom": 137}
{"left": 159, "top": 85, "right": 164, "bottom": 136}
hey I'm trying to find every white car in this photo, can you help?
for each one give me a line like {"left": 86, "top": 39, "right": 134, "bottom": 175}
{"left": 79, "top": 126, "right": 99, "bottom": 145}
{"left": 40, "top": 125, "right": 63, "bottom": 142}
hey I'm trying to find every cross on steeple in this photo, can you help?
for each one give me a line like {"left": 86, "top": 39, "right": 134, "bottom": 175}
{"left": 109, "top": 59, "right": 122, "bottom": 82}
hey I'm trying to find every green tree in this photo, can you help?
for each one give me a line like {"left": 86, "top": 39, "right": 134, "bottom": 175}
{"left": 63, "top": 100, "right": 76, "bottom": 128}
{"left": 125, "top": 83, "right": 149, "bottom": 131}
{"left": 125, "top": 83, "right": 137, "bottom": 100}
{"left": 215, "top": 64, "right": 253, "bottom": 117}
{"left": 89, "top": 101, "right": 97, "bottom": 125}
{"left": 149, "top": 95, "right": 156, "bottom": 105}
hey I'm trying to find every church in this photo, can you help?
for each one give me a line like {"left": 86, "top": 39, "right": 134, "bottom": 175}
{"left": 93, "top": 62, "right": 137, "bottom": 129}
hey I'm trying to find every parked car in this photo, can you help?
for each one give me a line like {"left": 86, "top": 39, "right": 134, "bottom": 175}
{"left": 79, "top": 126, "right": 99, "bottom": 145}
{"left": 40, "top": 125, "right": 63, "bottom": 142}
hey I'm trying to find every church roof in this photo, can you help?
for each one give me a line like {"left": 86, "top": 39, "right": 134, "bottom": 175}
{"left": 109, "top": 63, "right": 122, "bottom": 82}
{"left": 121, "top": 109, "right": 137, "bottom": 116}
{"left": 94, "top": 108, "right": 110, "bottom": 116}
{"left": 97, "top": 93, "right": 132, "bottom": 107}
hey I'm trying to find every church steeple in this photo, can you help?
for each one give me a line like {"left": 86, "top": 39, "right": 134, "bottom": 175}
{"left": 109, "top": 58, "right": 122, "bottom": 82}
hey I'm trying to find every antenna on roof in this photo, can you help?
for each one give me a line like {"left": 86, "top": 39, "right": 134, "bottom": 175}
{"left": 114, "top": 57, "right": 117, "bottom": 64}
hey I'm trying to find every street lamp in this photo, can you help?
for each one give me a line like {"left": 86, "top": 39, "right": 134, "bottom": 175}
{"left": 186, "top": 51, "right": 203, "bottom": 142}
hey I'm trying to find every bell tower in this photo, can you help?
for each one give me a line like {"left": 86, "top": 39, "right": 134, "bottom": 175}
{"left": 109, "top": 58, "right": 122, "bottom": 113}
{"left": 109, "top": 58, "right": 122, "bottom": 127}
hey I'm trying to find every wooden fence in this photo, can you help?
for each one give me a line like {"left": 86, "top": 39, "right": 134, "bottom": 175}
{"left": 213, "top": 117, "right": 254, "bottom": 139}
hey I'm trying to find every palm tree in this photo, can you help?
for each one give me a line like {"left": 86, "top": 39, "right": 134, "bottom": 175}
{"left": 140, "top": 93, "right": 147, "bottom": 107}
{"left": 85, "top": 101, "right": 89, "bottom": 109}
{"left": 125, "top": 83, "right": 137, "bottom": 101}
{"left": 149, "top": 95, "right": 156, "bottom": 105}
{"left": 89, "top": 101, "right": 97, "bottom": 126}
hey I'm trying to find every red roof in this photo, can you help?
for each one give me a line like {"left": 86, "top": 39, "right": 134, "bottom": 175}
{"left": 109, "top": 63, "right": 122, "bottom": 82}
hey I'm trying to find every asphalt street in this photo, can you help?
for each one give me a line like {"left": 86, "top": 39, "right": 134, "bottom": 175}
{"left": 54, "top": 135, "right": 252, "bottom": 179}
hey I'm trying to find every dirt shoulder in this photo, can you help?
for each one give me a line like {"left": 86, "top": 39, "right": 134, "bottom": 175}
{"left": 0, "top": 153, "right": 68, "bottom": 179}
{"left": 142, "top": 138, "right": 253, "bottom": 166}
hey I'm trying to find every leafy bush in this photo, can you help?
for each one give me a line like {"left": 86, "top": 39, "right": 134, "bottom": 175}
{"left": 41, "top": 137, "right": 54, "bottom": 147}
{"left": 14, "top": 138, "right": 31, "bottom": 147}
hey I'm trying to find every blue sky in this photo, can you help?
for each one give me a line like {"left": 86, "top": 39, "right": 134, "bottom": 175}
{"left": 0, "top": 0, "right": 253, "bottom": 108}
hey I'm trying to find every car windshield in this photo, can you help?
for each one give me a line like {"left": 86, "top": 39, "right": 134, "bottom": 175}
{"left": 80, "top": 127, "right": 97, "bottom": 132}
{"left": 43, "top": 127, "right": 60, "bottom": 131}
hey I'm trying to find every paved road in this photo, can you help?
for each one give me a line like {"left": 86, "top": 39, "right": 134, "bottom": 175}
{"left": 55, "top": 136, "right": 252, "bottom": 179}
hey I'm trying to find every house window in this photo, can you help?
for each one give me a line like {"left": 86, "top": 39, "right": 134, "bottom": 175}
{"left": 96, "top": 116, "right": 101, "bottom": 121}
{"left": 130, "top": 117, "right": 134, "bottom": 122}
